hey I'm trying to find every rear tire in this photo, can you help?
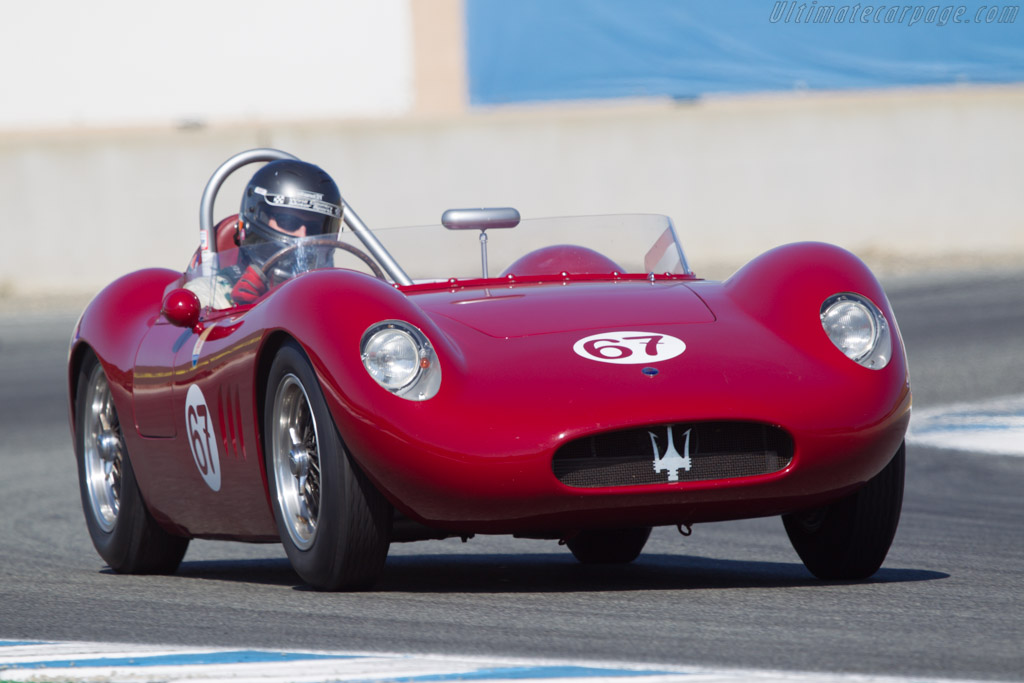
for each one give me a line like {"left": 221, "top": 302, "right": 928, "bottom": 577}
{"left": 75, "top": 352, "right": 189, "bottom": 573}
{"left": 566, "top": 527, "right": 652, "bottom": 564}
{"left": 264, "top": 341, "right": 391, "bottom": 590}
{"left": 783, "top": 442, "right": 905, "bottom": 580}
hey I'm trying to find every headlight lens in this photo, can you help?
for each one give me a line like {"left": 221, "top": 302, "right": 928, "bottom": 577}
{"left": 360, "top": 321, "right": 442, "bottom": 400}
{"left": 820, "top": 293, "right": 892, "bottom": 369}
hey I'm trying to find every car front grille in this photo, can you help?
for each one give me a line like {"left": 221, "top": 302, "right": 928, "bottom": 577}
{"left": 552, "top": 421, "right": 793, "bottom": 488}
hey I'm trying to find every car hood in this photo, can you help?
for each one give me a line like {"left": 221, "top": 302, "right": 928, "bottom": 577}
{"left": 401, "top": 279, "right": 843, "bottom": 436}
{"left": 411, "top": 280, "right": 715, "bottom": 338}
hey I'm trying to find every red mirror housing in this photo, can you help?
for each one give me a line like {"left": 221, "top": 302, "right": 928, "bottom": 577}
{"left": 162, "top": 288, "right": 203, "bottom": 333}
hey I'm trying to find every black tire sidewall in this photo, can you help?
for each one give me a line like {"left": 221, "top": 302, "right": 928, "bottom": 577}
{"left": 264, "top": 341, "right": 390, "bottom": 590}
{"left": 783, "top": 442, "right": 906, "bottom": 580}
{"left": 567, "top": 527, "right": 652, "bottom": 564}
{"left": 74, "top": 352, "right": 187, "bottom": 573}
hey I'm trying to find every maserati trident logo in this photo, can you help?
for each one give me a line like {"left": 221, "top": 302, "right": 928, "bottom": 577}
{"left": 648, "top": 427, "right": 692, "bottom": 482}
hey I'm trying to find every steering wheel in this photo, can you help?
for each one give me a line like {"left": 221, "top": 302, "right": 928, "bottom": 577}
{"left": 256, "top": 238, "right": 387, "bottom": 282}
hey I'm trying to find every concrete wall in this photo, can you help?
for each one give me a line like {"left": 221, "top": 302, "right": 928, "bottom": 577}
{"left": 1, "top": 84, "right": 1022, "bottom": 297}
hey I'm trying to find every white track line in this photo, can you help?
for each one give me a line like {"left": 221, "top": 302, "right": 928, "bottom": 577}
{"left": 907, "top": 394, "right": 1024, "bottom": 457}
{"left": 0, "top": 640, "right": 1001, "bottom": 683}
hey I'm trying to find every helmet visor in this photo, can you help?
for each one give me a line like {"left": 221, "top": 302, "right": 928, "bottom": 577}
{"left": 254, "top": 187, "right": 342, "bottom": 236}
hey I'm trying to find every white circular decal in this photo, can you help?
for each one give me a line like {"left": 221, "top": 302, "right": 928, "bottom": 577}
{"left": 573, "top": 331, "right": 686, "bottom": 365}
{"left": 185, "top": 384, "right": 221, "bottom": 491}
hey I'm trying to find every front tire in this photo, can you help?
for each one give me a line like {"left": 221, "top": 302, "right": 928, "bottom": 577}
{"left": 265, "top": 341, "right": 391, "bottom": 590}
{"left": 75, "top": 352, "right": 189, "bottom": 573}
{"left": 566, "top": 527, "right": 652, "bottom": 564}
{"left": 783, "top": 442, "right": 905, "bottom": 580}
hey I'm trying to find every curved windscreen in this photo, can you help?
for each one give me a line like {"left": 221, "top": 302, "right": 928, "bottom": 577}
{"left": 339, "top": 213, "right": 690, "bottom": 283}
{"left": 182, "top": 214, "right": 692, "bottom": 307}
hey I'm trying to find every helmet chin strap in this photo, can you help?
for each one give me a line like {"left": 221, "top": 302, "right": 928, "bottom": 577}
{"left": 234, "top": 220, "right": 245, "bottom": 247}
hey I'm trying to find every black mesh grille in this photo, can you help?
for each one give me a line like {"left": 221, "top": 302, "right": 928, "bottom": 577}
{"left": 552, "top": 421, "right": 793, "bottom": 488}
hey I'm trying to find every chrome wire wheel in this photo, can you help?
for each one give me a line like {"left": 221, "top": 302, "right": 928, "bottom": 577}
{"left": 263, "top": 341, "right": 392, "bottom": 590}
{"left": 74, "top": 351, "right": 190, "bottom": 574}
{"left": 82, "top": 363, "right": 124, "bottom": 533}
{"left": 271, "top": 373, "right": 322, "bottom": 551}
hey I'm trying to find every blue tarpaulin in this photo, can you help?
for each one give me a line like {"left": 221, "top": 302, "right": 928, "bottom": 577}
{"left": 466, "top": 0, "right": 1024, "bottom": 104}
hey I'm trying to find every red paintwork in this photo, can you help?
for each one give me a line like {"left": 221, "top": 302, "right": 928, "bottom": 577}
{"left": 160, "top": 288, "right": 202, "bottom": 331}
{"left": 501, "top": 244, "right": 624, "bottom": 277}
{"left": 69, "top": 240, "right": 910, "bottom": 541}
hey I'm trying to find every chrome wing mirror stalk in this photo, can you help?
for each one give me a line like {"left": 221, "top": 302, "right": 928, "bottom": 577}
{"left": 441, "top": 208, "right": 520, "bottom": 279}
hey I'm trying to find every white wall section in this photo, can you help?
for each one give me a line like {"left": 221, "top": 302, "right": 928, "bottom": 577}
{"left": 0, "top": 0, "right": 414, "bottom": 130}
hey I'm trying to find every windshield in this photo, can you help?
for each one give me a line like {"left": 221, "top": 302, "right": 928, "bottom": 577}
{"left": 339, "top": 213, "right": 690, "bottom": 283}
{"left": 183, "top": 214, "right": 692, "bottom": 308}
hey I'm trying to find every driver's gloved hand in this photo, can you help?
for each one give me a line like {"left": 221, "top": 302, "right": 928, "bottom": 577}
{"left": 231, "top": 265, "right": 269, "bottom": 304}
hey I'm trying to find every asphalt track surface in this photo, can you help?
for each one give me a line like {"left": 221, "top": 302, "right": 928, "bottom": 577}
{"left": 0, "top": 269, "right": 1022, "bottom": 681}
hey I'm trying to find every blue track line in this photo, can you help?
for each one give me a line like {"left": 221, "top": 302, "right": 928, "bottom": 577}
{"left": 0, "top": 649, "right": 358, "bottom": 670}
{"left": 351, "top": 665, "right": 679, "bottom": 680}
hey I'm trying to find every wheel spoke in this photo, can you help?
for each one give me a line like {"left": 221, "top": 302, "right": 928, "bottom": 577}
{"left": 265, "top": 345, "right": 392, "bottom": 590}
{"left": 83, "top": 365, "right": 124, "bottom": 533}
{"left": 273, "top": 374, "right": 323, "bottom": 551}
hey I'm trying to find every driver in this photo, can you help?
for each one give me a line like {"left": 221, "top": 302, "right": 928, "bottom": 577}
{"left": 186, "top": 159, "right": 343, "bottom": 307}
{"left": 231, "top": 159, "right": 343, "bottom": 303}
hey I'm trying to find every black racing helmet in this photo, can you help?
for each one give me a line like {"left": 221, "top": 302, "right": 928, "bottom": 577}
{"left": 239, "top": 159, "right": 342, "bottom": 251}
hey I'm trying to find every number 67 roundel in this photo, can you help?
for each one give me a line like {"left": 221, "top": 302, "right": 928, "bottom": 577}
{"left": 572, "top": 331, "right": 686, "bottom": 365}
{"left": 185, "top": 384, "right": 222, "bottom": 491}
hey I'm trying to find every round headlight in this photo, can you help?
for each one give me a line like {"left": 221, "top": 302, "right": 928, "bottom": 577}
{"left": 362, "top": 328, "right": 420, "bottom": 390}
{"left": 820, "top": 293, "right": 892, "bottom": 369}
{"left": 360, "top": 321, "right": 442, "bottom": 400}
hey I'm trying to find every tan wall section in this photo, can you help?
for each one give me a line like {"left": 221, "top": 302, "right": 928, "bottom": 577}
{"left": 412, "top": 0, "right": 468, "bottom": 116}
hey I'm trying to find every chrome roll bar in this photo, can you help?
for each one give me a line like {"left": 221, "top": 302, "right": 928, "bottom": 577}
{"left": 199, "top": 148, "right": 298, "bottom": 246}
{"left": 198, "top": 148, "right": 412, "bottom": 286}
{"left": 341, "top": 201, "right": 412, "bottom": 286}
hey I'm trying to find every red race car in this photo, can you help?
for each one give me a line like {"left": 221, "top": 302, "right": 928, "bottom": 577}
{"left": 69, "top": 149, "right": 910, "bottom": 590}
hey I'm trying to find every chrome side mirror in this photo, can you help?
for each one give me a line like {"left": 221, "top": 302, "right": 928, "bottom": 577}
{"left": 441, "top": 208, "right": 520, "bottom": 279}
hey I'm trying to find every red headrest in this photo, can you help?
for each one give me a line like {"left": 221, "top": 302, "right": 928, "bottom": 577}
{"left": 214, "top": 214, "right": 240, "bottom": 253}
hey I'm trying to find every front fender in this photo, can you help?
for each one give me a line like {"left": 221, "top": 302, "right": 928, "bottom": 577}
{"left": 68, "top": 268, "right": 181, "bottom": 441}
{"left": 247, "top": 269, "right": 464, "bottom": 489}
{"left": 710, "top": 242, "right": 908, "bottom": 381}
